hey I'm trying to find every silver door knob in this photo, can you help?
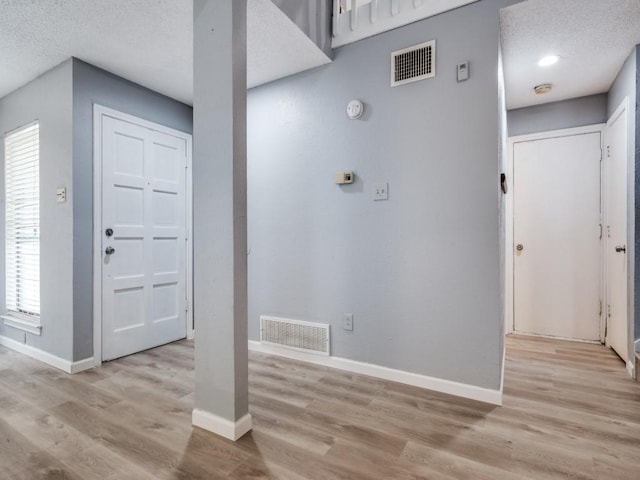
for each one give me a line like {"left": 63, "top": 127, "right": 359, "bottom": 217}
{"left": 516, "top": 244, "right": 524, "bottom": 251}
{"left": 615, "top": 245, "right": 626, "bottom": 253}
{"left": 105, "top": 246, "right": 115, "bottom": 255}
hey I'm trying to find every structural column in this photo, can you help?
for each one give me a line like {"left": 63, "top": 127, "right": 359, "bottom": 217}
{"left": 192, "top": 0, "right": 251, "bottom": 440}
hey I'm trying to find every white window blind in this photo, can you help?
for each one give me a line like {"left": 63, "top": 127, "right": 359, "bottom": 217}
{"left": 4, "top": 121, "right": 40, "bottom": 319}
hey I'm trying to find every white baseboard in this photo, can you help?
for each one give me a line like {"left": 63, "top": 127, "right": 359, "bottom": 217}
{"left": 627, "top": 360, "right": 635, "bottom": 379}
{"left": 0, "top": 335, "right": 94, "bottom": 374}
{"left": 248, "top": 340, "right": 502, "bottom": 406}
{"left": 192, "top": 409, "right": 252, "bottom": 441}
{"left": 69, "top": 356, "right": 96, "bottom": 374}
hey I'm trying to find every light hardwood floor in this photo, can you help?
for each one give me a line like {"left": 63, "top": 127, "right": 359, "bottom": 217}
{"left": 0, "top": 335, "right": 639, "bottom": 479}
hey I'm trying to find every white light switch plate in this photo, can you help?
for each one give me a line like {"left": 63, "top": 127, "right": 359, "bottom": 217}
{"left": 373, "top": 182, "right": 388, "bottom": 201}
{"left": 56, "top": 187, "right": 67, "bottom": 203}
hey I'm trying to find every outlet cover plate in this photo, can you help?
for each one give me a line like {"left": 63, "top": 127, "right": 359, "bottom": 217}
{"left": 343, "top": 313, "right": 353, "bottom": 331}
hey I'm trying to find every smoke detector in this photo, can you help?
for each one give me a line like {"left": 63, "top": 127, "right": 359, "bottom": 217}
{"left": 534, "top": 83, "right": 553, "bottom": 95}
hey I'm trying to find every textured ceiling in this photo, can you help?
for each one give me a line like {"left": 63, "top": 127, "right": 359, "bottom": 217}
{"left": 0, "top": 0, "right": 330, "bottom": 105}
{"left": 3, "top": 0, "right": 638, "bottom": 110}
{"left": 501, "top": 0, "right": 640, "bottom": 110}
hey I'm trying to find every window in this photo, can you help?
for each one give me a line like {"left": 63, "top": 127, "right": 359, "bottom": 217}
{"left": 4, "top": 121, "right": 40, "bottom": 327}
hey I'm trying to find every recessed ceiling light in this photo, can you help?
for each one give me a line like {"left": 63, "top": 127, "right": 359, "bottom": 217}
{"left": 538, "top": 55, "right": 559, "bottom": 67}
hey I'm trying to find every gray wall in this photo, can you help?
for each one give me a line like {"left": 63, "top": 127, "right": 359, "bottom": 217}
{"left": 72, "top": 59, "right": 193, "bottom": 360}
{"left": 507, "top": 94, "right": 608, "bottom": 137}
{"left": 0, "top": 60, "right": 75, "bottom": 360}
{"left": 607, "top": 46, "right": 637, "bottom": 359}
{"left": 271, "top": 0, "right": 332, "bottom": 58}
{"left": 247, "top": 0, "right": 517, "bottom": 390}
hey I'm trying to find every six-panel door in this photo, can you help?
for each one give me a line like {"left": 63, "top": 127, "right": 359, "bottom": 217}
{"left": 101, "top": 115, "right": 187, "bottom": 361}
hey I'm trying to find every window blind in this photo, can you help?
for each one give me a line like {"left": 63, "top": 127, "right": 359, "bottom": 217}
{"left": 5, "top": 122, "right": 40, "bottom": 318}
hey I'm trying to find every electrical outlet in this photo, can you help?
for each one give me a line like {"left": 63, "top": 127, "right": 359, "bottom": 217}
{"left": 343, "top": 313, "right": 353, "bottom": 331}
{"left": 373, "top": 182, "right": 388, "bottom": 201}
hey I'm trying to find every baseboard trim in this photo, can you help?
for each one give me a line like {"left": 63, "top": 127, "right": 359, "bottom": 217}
{"left": 248, "top": 340, "right": 502, "bottom": 406}
{"left": 192, "top": 409, "right": 252, "bottom": 441}
{"left": 627, "top": 359, "right": 635, "bottom": 379}
{"left": 0, "top": 335, "right": 94, "bottom": 374}
{"left": 69, "top": 356, "right": 96, "bottom": 374}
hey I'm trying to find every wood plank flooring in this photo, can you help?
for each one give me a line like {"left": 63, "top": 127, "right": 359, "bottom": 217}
{"left": 0, "top": 335, "right": 639, "bottom": 479}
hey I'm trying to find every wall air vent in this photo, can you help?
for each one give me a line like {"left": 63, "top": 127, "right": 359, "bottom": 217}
{"left": 260, "top": 315, "right": 330, "bottom": 356}
{"left": 391, "top": 40, "right": 435, "bottom": 87}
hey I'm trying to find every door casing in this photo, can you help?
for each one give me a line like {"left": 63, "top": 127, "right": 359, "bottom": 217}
{"left": 604, "top": 97, "right": 634, "bottom": 376}
{"left": 93, "top": 104, "right": 193, "bottom": 366}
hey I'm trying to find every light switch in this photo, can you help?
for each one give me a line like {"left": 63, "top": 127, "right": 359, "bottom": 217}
{"left": 56, "top": 187, "right": 66, "bottom": 203}
{"left": 373, "top": 182, "right": 388, "bottom": 201}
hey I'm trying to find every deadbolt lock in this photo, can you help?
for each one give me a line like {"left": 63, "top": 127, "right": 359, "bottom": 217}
{"left": 516, "top": 244, "right": 524, "bottom": 251}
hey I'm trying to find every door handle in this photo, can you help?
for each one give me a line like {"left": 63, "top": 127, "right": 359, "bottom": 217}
{"left": 615, "top": 245, "right": 626, "bottom": 253}
{"left": 105, "top": 246, "right": 115, "bottom": 255}
{"left": 516, "top": 244, "right": 524, "bottom": 252}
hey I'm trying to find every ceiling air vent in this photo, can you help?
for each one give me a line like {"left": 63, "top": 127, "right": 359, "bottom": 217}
{"left": 391, "top": 40, "right": 436, "bottom": 87}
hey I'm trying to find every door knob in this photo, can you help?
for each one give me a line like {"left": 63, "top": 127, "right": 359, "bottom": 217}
{"left": 105, "top": 228, "right": 113, "bottom": 237}
{"left": 105, "top": 246, "right": 115, "bottom": 255}
{"left": 615, "top": 245, "right": 626, "bottom": 253}
{"left": 516, "top": 244, "right": 524, "bottom": 251}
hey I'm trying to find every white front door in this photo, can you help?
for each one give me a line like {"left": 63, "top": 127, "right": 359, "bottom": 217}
{"left": 513, "top": 131, "right": 602, "bottom": 341}
{"left": 100, "top": 113, "right": 188, "bottom": 361}
{"left": 605, "top": 103, "right": 628, "bottom": 362}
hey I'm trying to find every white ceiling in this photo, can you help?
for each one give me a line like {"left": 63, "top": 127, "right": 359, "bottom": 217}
{"left": 2, "top": 0, "right": 639, "bottom": 111}
{"left": 501, "top": 0, "right": 640, "bottom": 110}
{"left": 0, "top": 0, "right": 330, "bottom": 105}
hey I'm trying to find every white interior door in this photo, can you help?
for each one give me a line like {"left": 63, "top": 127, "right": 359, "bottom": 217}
{"left": 605, "top": 104, "right": 628, "bottom": 362}
{"left": 101, "top": 114, "right": 187, "bottom": 361}
{"left": 513, "top": 131, "right": 601, "bottom": 341}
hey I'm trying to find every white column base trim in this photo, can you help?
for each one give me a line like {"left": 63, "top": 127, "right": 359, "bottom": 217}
{"left": 627, "top": 360, "right": 635, "bottom": 378}
{"left": 192, "top": 409, "right": 252, "bottom": 441}
{"left": 0, "top": 335, "right": 94, "bottom": 374}
{"left": 249, "top": 340, "right": 502, "bottom": 406}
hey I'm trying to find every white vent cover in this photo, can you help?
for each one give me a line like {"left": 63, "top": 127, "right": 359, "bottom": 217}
{"left": 391, "top": 40, "right": 435, "bottom": 87}
{"left": 260, "top": 316, "right": 330, "bottom": 356}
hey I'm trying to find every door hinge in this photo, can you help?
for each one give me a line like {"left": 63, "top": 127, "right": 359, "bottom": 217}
{"left": 599, "top": 223, "right": 603, "bottom": 239}
{"left": 607, "top": 303, "right": 611, "bottom": 318}
{"left": 607, "top": 145, "right": 611, "bottom": 158}
{"left": 599, "top": 300, "right": 602, "bottom": 317}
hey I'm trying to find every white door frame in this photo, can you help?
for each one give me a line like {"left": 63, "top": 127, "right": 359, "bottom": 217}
{"left": 605, "top": 97, "right": 635, "bottom": 377}
{"left": 505, "top": 124, "right": 606, "bottom": 340}
{"left": 92, "top": 104, "right": 194, "bottom": 366}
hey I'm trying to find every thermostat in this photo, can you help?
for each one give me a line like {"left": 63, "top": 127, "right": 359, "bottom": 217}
{"left": 335, "top": 171, "right": 355, "bottom": 185}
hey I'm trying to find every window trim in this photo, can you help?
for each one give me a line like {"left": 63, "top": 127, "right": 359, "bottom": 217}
{"left": 1, "top": 314, "right": 41, "bottom": 335}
